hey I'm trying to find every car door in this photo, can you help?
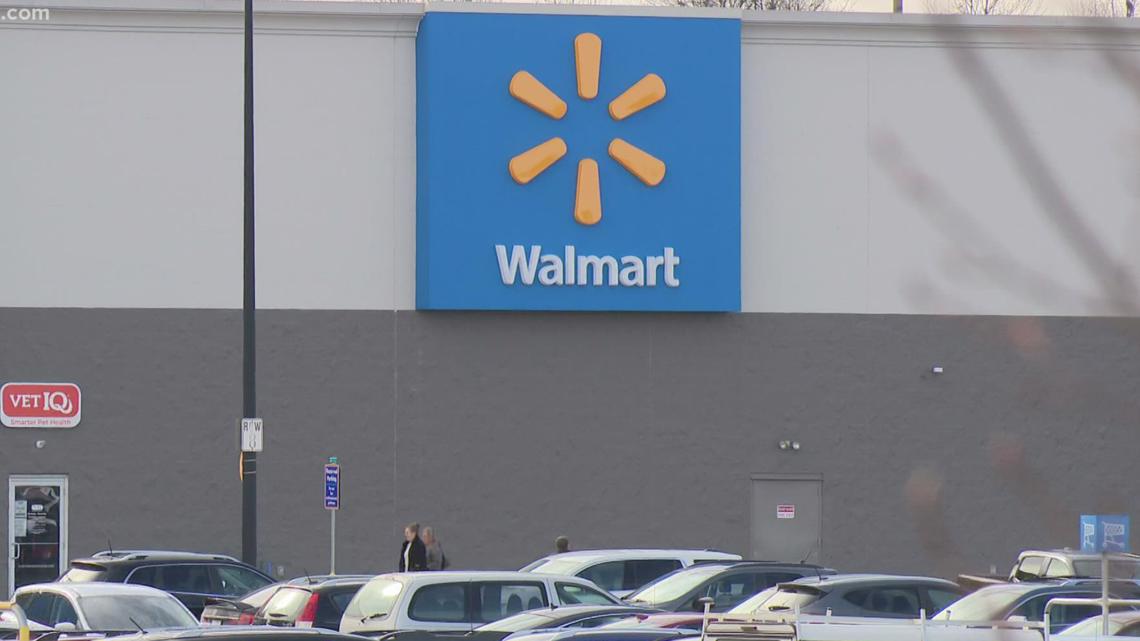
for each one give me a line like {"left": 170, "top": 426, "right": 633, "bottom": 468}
{"left": 127, "top": 564, "right": 214, "bottom": 616}
{"left": 473, "top": 581, "right": 548, "bottom": 623}
{"left": 703, "top": 572, "right": 759, "bottom": 612}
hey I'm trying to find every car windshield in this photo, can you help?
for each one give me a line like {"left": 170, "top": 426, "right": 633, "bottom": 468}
{"left": 738, "top": 588, "right": 811, "bottom": 611}
{"left": 80, "top": 595, "right": 197, "bottom": 630}
{"left": 1072, "top": 559, "right": 1140, "bottom": 579}
{"left": 626, "top": 566, "right": 724, "bottom": 605}
{"left": 476, "top": 611, "right": 561, "bottom": 632}
{"left": 932, "top": 589, "right": 1026, "bottom": 622}
{"left": 528, "top": 560, "right": 587, "bottom": 576}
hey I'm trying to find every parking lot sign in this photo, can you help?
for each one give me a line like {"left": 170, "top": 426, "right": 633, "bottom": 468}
{"left": 324, "top": 462, "right": 340, "bottom": 510}
{"left": 1081, "top": 514, "right": 1130, "bottom": 553}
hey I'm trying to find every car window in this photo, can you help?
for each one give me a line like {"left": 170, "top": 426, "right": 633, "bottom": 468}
{"left": 704, "top": 573, "right": 757, "bottom": 610}
{"left": 1015, "top": 557, "right": 1045, "bottom": 580}
{"left": 925, "top": 588, "right": 961, "bottom": 615}
{"left": 1050, "top": 603, "right": 1103, "bottom": 629}
{"left": 214, "top": 565, "right": 271, "bottom": 597}
{"left": 409, "top": 583, "right": 468, "bottom": 623}
{"left": 1043, "top": 560, "right": 1069, "bottom": 578}
{"left": 579, "top": 562, "right": 625, "bottom": 593}
{"left": 476, "top": 582, "right": 547, "bottom": 622}
{"left": 844, "top": 588, "right": 921, "bottom": 617}
{"left": 342, "top": 579, "right": 403, "bottom": 622}
{"left": 131, "top": 565, "right": 213, "bottom": 594}
{"left": 316, "top": 589, "right": 360, "bottom": 629}
{"left": 16, "top": 593, "right": 53, "bottom": 626}
{"left": 627, "top": 560, "right": 683, "bottom": 591}
{"left": 556, "top": 583, "right": 615, "bottom": 605}
{"left": 263, "top": 587, "right": 312, "bottom": 620}
{"left": 52, "top": 597, "right": 78, "bottom": 626}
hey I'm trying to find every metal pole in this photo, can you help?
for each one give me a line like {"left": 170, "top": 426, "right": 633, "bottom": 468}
{"left": 1103, "top": 553, "right": 1110, "bottom": 636}
{"left": 241, "top": 0, "right": 258, "bottom": 567}
{"left": 330, "top": 509, "right": 337, "bottom": 575}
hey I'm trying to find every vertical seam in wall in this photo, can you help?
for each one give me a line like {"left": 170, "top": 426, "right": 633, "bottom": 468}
{"left": 864, "top": 44, "right": 872, "bottom": 314}
{"left": 390, "top": 35, "right": 400, "bottom": 536}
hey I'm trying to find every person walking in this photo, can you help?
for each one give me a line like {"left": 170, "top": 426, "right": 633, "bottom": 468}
{"left": 555, "top": 535, "right": 570, "bottom": 554}
{"left": 423, "top": 526, "right": 448, "bottom": 570}
{"left": 399, "top": 522, "right": 428, "bottom": 572}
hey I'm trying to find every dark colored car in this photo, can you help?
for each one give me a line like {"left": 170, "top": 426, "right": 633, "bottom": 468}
{"left": 623, "top": 563, "right": 835, "bottom": 613}
{"left": 754, "top": 574, "right": 965, "bottom": 619}
{"left": 933, "top": 579, "right": 1140, "bottom": 634}
{"left": 256, "top": 577, "right": 373, "bottom": 630}
{"left": 58, "top": 551, "right": 275, "bottom": 617}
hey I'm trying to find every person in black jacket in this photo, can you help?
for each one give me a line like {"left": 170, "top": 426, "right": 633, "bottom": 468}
{"left": 399, "top": 522, "right": 428, "bottom": 572}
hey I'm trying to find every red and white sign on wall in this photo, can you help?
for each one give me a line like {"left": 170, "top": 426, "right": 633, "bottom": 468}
{"left": 776, "top": 504, "right": 796, "bottom": 520}
{"left": 1, "top": 383, "right": 82, "bottom": 428}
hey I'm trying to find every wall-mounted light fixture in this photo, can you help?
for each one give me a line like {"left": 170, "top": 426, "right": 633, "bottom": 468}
{"left": 778, "top": 440, "right": 801, "bottom": 451}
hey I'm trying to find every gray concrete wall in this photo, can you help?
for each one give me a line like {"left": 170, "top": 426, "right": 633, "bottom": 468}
{"left": 4, "top": 308, "right": 1138, "bottom": 592}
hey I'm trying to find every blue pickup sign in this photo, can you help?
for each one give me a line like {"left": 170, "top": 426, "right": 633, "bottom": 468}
{"left": 324, "top": 463, "right": 340, "bottom": 510}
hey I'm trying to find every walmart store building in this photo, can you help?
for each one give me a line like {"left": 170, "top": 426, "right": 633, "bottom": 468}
{"left": 3, "top": 0, "right": 1140, "bottom": 595}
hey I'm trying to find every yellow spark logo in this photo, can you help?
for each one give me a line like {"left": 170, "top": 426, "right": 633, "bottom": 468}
{"left": 508, "top": 33, "right": 667, "bottom": 227}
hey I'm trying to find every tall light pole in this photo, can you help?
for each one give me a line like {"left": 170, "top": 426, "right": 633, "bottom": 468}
{"left": 241, "top": 0, "right": 258, "bottom": 567}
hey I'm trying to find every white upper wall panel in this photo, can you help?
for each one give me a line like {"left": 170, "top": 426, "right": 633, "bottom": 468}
{"left": 3, "top": 3, "right": 1139, "bottom": 314}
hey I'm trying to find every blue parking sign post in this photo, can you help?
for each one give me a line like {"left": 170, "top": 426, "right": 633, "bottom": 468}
{"left": 325, "top": 458, "right": 340, "bottom": 574}
{"left": 1080, "top": 514, "right": 1131, "bottom": 636}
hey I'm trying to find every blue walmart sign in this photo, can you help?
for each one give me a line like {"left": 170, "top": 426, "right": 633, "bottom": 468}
{"left": 415, "top": 10, "right": 741, "bottom": 311}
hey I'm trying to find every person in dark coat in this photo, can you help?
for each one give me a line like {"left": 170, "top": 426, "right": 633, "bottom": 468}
{"left": 399, "top": 522, "right": 428, "bottom": 572}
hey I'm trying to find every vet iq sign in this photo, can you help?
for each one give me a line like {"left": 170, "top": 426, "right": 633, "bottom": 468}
{"left": 415, "top": 9, "right": 741, "bottom": 311}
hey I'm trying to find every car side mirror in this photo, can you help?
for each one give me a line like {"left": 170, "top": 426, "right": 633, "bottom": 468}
{"left": 1007, "top": 615, "right": 1028, "bottom": 624}
{"left": 54, "top": 623, "right": 77, "bottom": 632}
{"left": 694, "top": 597, "right": 715, "bottom": 612}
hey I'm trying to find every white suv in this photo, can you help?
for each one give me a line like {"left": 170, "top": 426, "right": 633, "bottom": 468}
{"left": 339, "top": 571, "right": 619, "bottom": 634}
{"left": 521, "top": 549, "right": 742, "bottom": 598}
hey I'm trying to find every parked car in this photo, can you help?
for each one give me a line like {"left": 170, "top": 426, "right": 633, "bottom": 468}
{"left": 202, "top": 584, "right": 284, "bottom": 626}
{"left": 256, "top": 577, "right": 372, "bottom": 629}
{"left": 339, "top": 572, "right": 620, "bottom": 635}
{"left": 751, "top": 574, "right": 964, "bottom": 619}
{"left": 474, "top": 605, "right": 659, "bottom": 641}
{"left": 522, "top": 551, "right": 742, "bottom": 599}
{"left": 623, "top": 562, "right": 835, "bottom": 613}
{"left": 58, "top": 550, "right": 275, "bottom": 617}
{"left": 933, "top": 579, "right": 1140, "bottom": 634}
{"left": 1059, "top": 610, "right": 1140, "bottom": 636}
{"left": 13, "top": 583, "right": 199, "bottom": 632}
{"left": 99, "top": 627, "right": 372, "bottom": 641}
{"left": 1008, "top": 550, "right": 1140, "bottom": 582}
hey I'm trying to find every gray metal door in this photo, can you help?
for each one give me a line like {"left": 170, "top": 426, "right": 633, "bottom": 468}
{"left": 750, "top": 474, "right": 821, "bottom": 564}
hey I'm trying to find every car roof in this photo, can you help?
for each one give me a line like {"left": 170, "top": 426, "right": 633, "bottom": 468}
{"left": 373, "top": 571, "right": 595, "bottom": 583}
{"left": 523, "top": 605, "right": 653, "bottom": 617}
{"left": 780, "top": 574, "right": 959, "bottom": 588}
{"left": 80, "top": 551, "right": 244, "bottom": 564}
{"left": 533, "top": 550, "right": 741, "bottom": 563}
{"left": 277, "top": 576, "right": 372, "bottom": 590}
{"left": 16, "top": 582, "right": 173, "bottom": 597}
{"left": 971, "top": 578, "right": 1139, "bottom": 597}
